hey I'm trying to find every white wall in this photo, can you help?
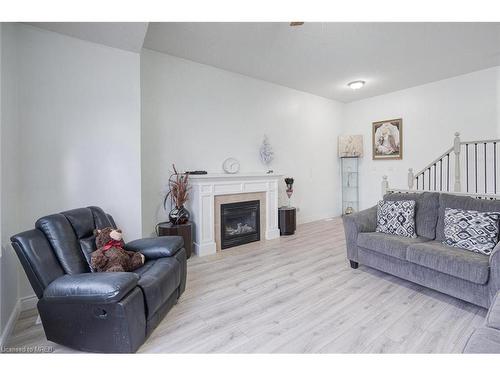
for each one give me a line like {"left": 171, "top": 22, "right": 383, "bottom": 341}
{"left": 15, "top": 24, "right": 142, "bottom": 240}
{"left": 0, "top": 23, "right": 21, "bottom": 336}
{"left": 0, "top": 24, "right": 142, "bottom": 322}
{"left": 343, "top": 67, "right": 500, "bottom": 210}
{"left": 141, "top": 49, "right": 344, "bottom": 234}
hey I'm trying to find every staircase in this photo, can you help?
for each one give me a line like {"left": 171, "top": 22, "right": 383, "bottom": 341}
{"left": 384, "top": 132, "right": 500, "bottom": 200}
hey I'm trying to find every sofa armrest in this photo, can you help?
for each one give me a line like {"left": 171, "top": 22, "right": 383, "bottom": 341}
{"left": 124, "top": 236, "right": 184, "bottom": 259}
{"left": 342, "top": 205, "right": 377, "bottom": 262}
{"left": 343, "top": 206, "right": 378, "bottom": 233}
{"left": 486, "top": 291, "right": 500, "bottom": 330}
{"left": 43, "top": 273, "right": 138, "bottom": 304}
{"left": 489, "top": 243, "right": 500, "bottom": 301}
{"left": 490, "top": 242, "right": 500, "bottom": 266}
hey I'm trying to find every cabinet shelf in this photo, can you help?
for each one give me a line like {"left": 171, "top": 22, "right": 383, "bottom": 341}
{"left": 341, "top": 157, "right": 359, "bottom": 216}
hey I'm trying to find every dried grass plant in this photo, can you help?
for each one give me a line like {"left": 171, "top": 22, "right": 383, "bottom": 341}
{"left": 163, "top": 164, "right": 190, "bottom": 209}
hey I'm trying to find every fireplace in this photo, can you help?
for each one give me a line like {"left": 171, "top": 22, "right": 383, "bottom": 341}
{"left": 220, "top": 200, "right": 260, "bottom": 249}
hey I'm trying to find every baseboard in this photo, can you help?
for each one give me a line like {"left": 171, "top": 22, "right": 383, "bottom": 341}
{"left": 297, "top": 213, "right": 340, "bottom": 225}
{"left": 20, "top": 294, "right": 37, "bottom": 311}
{"left": 0, "top": 299, "right": 21, "bottom": 347}
{"left": 0, "top": 294, "right": 37, "bottom": 348}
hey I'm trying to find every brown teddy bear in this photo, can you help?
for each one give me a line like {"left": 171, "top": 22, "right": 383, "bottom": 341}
{"left": 90, "top": 227, "right": 145, "bottom": 272}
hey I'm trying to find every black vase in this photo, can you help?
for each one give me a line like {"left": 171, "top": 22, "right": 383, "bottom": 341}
{"left": 169, "top": 205, "right": 190, "bottom": 225}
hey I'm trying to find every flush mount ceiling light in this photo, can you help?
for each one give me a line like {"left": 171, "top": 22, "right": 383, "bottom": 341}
{"left": 348, "top": 80, "right": 365, "bottom": 90}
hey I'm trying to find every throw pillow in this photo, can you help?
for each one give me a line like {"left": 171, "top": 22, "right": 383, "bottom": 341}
{"left": 376, "top": 200, "right": 417, "bottom": 238}
{"left": 443, "top": 208, "right": 500, "bottom": 255}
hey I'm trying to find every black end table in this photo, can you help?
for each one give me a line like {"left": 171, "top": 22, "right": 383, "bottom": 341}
{"left": 278, "top": 206, "right": 296, "bottom": 235}
{"left": 156, "top": 222, "right": 193, "bottom": 259}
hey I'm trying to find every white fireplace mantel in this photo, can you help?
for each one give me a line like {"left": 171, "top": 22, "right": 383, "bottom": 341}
{"left": 186, "top": 173, "right": 282, "bottom": 256}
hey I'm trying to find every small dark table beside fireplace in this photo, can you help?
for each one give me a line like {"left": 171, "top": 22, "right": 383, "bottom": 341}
{"left": 156, "top": 222, "right": 193, "bottom": 259}
{"left": 278, "top": 206, "right": 296, "bottom": 235}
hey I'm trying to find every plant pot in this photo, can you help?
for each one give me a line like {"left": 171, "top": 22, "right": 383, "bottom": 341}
{"left": 169, "top": 205, "right": 190, "bottom": 225}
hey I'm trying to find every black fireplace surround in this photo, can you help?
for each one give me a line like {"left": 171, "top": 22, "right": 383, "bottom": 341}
{"left": 221, "top": 200, "right": 260, "bottom": 249}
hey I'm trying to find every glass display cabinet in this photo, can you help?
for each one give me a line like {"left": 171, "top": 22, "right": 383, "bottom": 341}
{"left": 341, "top": 157, "right": 359, "bottom": 215}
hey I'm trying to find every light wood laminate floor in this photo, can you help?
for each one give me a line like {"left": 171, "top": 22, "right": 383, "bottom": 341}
{"left": 6, "top": 218, "right": 487, "bottom": 353}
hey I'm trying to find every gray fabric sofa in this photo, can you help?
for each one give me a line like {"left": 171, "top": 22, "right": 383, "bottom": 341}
{"left": 343, "top": 192, "right": 500, "bottom": 309}
{"left": 464, "top": 291, "right": 500, "bottom": 353}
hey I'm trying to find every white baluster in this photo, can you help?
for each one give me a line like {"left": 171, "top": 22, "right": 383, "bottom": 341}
{"left": 454, "top": 132, "right": 461, "bottom": 192}
{"left": 408, "top": 168, "right": 414, "bottom": 190}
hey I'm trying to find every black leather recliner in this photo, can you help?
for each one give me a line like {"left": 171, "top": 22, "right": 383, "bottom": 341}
{"left": 10, "top": 206, "right": 187, "bottom": 353}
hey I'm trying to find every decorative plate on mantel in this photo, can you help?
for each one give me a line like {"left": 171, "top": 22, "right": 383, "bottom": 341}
{"left": 222, "top": 157, "right": 240, "bottom": 174}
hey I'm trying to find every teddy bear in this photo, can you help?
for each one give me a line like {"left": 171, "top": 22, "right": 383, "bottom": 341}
{"left": 90, "top": 227, "right": 145, "bottom": 272}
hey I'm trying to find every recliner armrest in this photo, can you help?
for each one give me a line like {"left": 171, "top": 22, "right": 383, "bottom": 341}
{"left": 43, "top": 273, "right": 139, "bottom": 304}
{"left": 125, "top": 236, "right": 184, "bottom": 259}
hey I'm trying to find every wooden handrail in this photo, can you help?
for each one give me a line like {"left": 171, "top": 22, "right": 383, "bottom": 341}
{"left": 415, "top": 138, "right": 500, "bottom": 178}
{"left": 414, "top": 146, "right": 453, "bottom": 178}
{"left": 387, "top": 188, "right": 500, "bottom": 200}
{"left": 461, "top": 139, "right": 500, "bottom": 145}
{"left": 390, "top": 132, "right": 500, "bottom": 196}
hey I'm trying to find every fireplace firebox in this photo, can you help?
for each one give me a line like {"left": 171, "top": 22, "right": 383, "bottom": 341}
{"left": 220, "top": 200, "right": 260, "bottom": 249}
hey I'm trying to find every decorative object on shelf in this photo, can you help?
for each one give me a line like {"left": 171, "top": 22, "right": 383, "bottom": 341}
{"left": 260, "top": 135, "right": 274, "bottom": 173}
{"left": 168, "top": 206, "right": 190, "bottom": 226}
{"left": 186, "top": 170, "right": 207, "bottom": 175}
{"left": 346, "top": 166, "right": 352, "bottom": 187}
{"left": 372, "top": 118, "right": 403, "bottom": 160}
{"left": 164, "top": 164, "right": 191, "bottom": 225}
{"left": 284, "top": 177, "right": 294, "bottom": 207}
{"left": 339, "top": 134, "right": 362, "bottom": 215}
{"left": 222, "top": 157, "right": 240, "bottom": 174}
{"left": 278, "top": 206, "right": 296, "bottom": 235}
{"left": 341, "top": 157, "right": 359, "bottom": 215}
{"left": 338, "top": 135, "right": 364, "bottom": 157}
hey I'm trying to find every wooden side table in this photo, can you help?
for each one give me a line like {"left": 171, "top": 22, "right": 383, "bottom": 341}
{"left": 278, "top": 206, "right": 296, "bottom": 235}
{"left": 156, "top": 222, "right": 193, "bottom": 259}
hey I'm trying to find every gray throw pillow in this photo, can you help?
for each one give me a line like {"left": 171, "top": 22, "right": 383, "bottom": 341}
{"left": 443, "top": 208, "right": 500, "bottom": 255}
{"left": 376, "top": 200, "right": 417, "bottom": 238}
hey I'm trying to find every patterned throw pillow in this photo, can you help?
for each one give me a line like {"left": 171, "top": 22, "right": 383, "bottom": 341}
{"left": 443, "top": 208, "right": 500, "bottom": 255}
{"left": 376, "top": 200, "right": 417, "bottom": 238}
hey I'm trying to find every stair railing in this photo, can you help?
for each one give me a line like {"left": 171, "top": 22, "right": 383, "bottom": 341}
{"left": 382, "top": 132, "right": 500, "bottom": 199}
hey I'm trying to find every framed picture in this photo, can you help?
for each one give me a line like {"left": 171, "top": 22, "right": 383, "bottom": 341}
{"left": 372, "top": 118, "right": 403, "bottom": 160}
{"left": 338, "top": 135, "right": 363, "bottom": 158}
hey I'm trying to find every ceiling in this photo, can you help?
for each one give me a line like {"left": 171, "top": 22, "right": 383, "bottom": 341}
{"left": 26, "top": 22, "right": 500, "bottom": 102}
{"left": 24, "top": 22, "right": 148, "bottom": 52}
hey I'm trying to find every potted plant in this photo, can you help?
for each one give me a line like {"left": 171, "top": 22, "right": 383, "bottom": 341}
{"left": 164, "top": 164, "right": 191, "bottom": 225}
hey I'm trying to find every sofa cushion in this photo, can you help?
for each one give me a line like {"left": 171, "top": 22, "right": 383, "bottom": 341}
{"left": 376, "top": 200, "right": 417, "bottom": 238}
{"left": 443, "top": 208, "right": 500, "bottom": 255}
{"left": 436, "top": 193, "right": 500, "bottom": 242}
{"left": 357, "top": 232, "right": 430, "bottom": 260}
{"left": 463, "top": 327, "right": 500, "bottom": 353}
{"left": 407, "top": 241, "right": 490, "bottom": 284}
{"left": 133, "top": 258, "right": 181, "bottom": 320}
{"left": 384, "top": 192, "right": 440, "bottom": 239}
{"left": 36, "top": 214, "right": 90, "bottom": 274}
